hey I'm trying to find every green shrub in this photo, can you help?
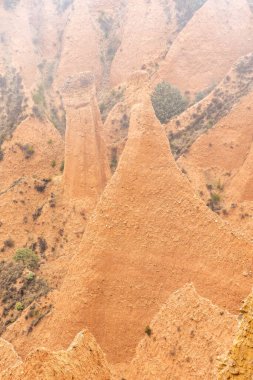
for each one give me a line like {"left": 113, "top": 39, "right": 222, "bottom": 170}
{"left": 13, "top": 248, "right": 39, "bottom": 270}
{"left": 211, "top": 192, "right": 221, "bottom": 204}
{"left": 99, "top": 86, "right": 125, "bottom": 122}
{"left": 32, "top": 85, "right": 46, "bottom": 107}
{"left": 15, "top": 302, "right": 24, "bottom": 311}
{"left": 195, "top": 83, "right": 215, "bottom": 103}
{"left": 51, "top": 160, "right": 56, "bottom": 168}
{"left": 32, "top": 85, "right": 46, "bottom": 120}
{"left": 151, "top": 82, "right": 188, "bottom": 124}
{"left": 26, "top": 272, "right": 35, "bottom": 281}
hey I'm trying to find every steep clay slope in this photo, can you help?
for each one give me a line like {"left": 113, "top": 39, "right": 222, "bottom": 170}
{"left": 56, "top": 0, "right": 102, "bottom": 88}
{"left": 177, "top": 91, "right": 253, "bottom": 204}
{"left": 62, "top": 72, "right": 110, "bottom": 203}
{"left": 156, "top": 0, "right": 253, "bottom": 94}
{"left": 173, "top": 60, "right": 253, "bottom": 238}
{"left": 0, "top": 70, "right": 113, "bottom": 348}
{"left": 110, "top": 0, "right": 170, "bottom": 86}
{"left": 167, "top": 52, "right": 253, "bottom": 157}
{"left": 0, "top": 329, "right": 111, "bottom": 380}
{"left": 0, "top": 0, "right": 38, "bottom": 90}
{"left": 218, "top": 289, "right": 253, "bottom": 379}
{"left": 0, "top": 116, "right": 64, "bottom": 190}
{"left": 227, "top": 138, "right": 253, "bottom": 203}
{"left": 10, "top": 98, "right": 253, "bottom": 364}
{"left": 126, "top": 284, "right": 237, "bottom": 380}
{"left": 105, "top": 53, "right": 253, "bottom": 171}
{"left": 105, "top": 70, "right": 150, "bottom": 167}
{"left": 0, "top": 287, "right": 238, "bottom": 380}
{"left": 0, "top": 339, "right": 21, "bottom": 373}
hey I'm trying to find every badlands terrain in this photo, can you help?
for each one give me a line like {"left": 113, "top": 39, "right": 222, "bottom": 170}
{"left": 0, "top": 0, "right": 253, "bottom": 379}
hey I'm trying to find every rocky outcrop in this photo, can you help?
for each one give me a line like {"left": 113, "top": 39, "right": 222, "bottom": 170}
{"left": 127, "top": 284, "right": 237, "bottom": 380}
{"left": 62, "top": 72, "right": 110, "bottom": 202}
{"left": 14, "top": 97, "right": 253, "bottom": 363}
{"left": 156, "top": 0, "right": 253, "bottom": 94}
{"left": 218, "top": 290, "right": 253, "bottom": 379}
{"left": 0, "top": 329, "right": 111, "bottom": 380}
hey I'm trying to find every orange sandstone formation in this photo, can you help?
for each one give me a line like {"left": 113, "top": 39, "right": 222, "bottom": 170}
{"left": 0, "top": 339, "right": 21, "bottom": 374}
{"left": 127, "top": 284, "right": 237, "bottom": 380}
{"left": 177, "top": 91, "right": 253, "bottom": 201}
{"left": 62, "top": 72, "right": 110, "bottom": 202}
{"left": 15, "top": 97, "right": 253, "bottom": 364}
{"left": 218, "top": 290, "right": 253, "bottom": 379}
{"left": 105, "top": 70, "right": 150, "bottom": 163}
{"left": 110, "top": 0, "right": 169, "bottom": 86}
{"left": 0, "top": 116, "right": 64, "bottom": 189}
{"left": 56, "top": 0, "right": 102, "bottom": 88}
{"left": 0, "top": 329, "right": 111, "bottom": 380}
{"left": 156, "top": 0, "right": 253, "bottom": 94}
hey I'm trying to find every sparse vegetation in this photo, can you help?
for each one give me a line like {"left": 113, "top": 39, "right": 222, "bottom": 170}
{"left": 175, "top": 0, "right": 207, "bottom": 29}
{"left": 32, "top": 85, "right": 46, "bottom": 120}
{"left": 169, "top": 54, "right": 253, "bottom": 158}
{"left": 33, "top": 206, "right": 43, "bottom": 221}
{"left": 3, "top": 0, "right": 20, "bottom": 10}
{"left": 26, "top": 303, "right": 52, "bottom": 334}
{"left": 0, "top": 69, "right": 27, "bottom": 144}
{"left": 0, "top": 260, "right": 49, "bottom": 334}
{"left": 53, "top": 0, "right": 73, "bottom": 13}
{"left": 247, "top": 0, "right": 253, "bottom": 12}
{"left": 98, "top": 12, "right": 113, "bottom": 38}
{"left": 17, "top": 143, "right": 35, "bottom": 159}
{"left": 151, "top": 81, "right": 188, "bottom": 124}
{"left": 51, "top": 160, "right": 56, "bottom": 168}
{"left": 160, "top": 0, "right": 171, "bottom": 24}
{"left": 99, "top": 86, "right": 125, "bottom": 122}
{"left": 120, "top": 114, "right": 130, "bottom": 129}
{"left": 4, "top": 238, "right": 14, "bottom": 248}
{"left": 195, "top": 83, "right": 215, "bottom": 103}
{"left": 60, "top": 161, "right": 64, "bottom": 173}
{"left": 207, "top": 192, "right": 221, "bottom": 212}
{"left": 34, "top": 178, "right": 51, "bottom": 193}
{"left": 13, "top": 248, "right": 39, "bottom": 270}
{"left": 49, "top": 193, "right": 56, "bottom": 208}
{"left": 145, "top": 325, "right": 152, "bottom": 337}
{"left": 15, "top": 302, "right": 24, "bottom": 311}
{"left": 49, "top": 105, "right": 66, "bottom": 132}
{"left": 110, "top": 147, "right": 118, "bottom": 173}
{"left": 38, "top": 237, "right": 47, "bottom": 256}
{"left": 106, "top": 38, "right": 120, "bottom": 62}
